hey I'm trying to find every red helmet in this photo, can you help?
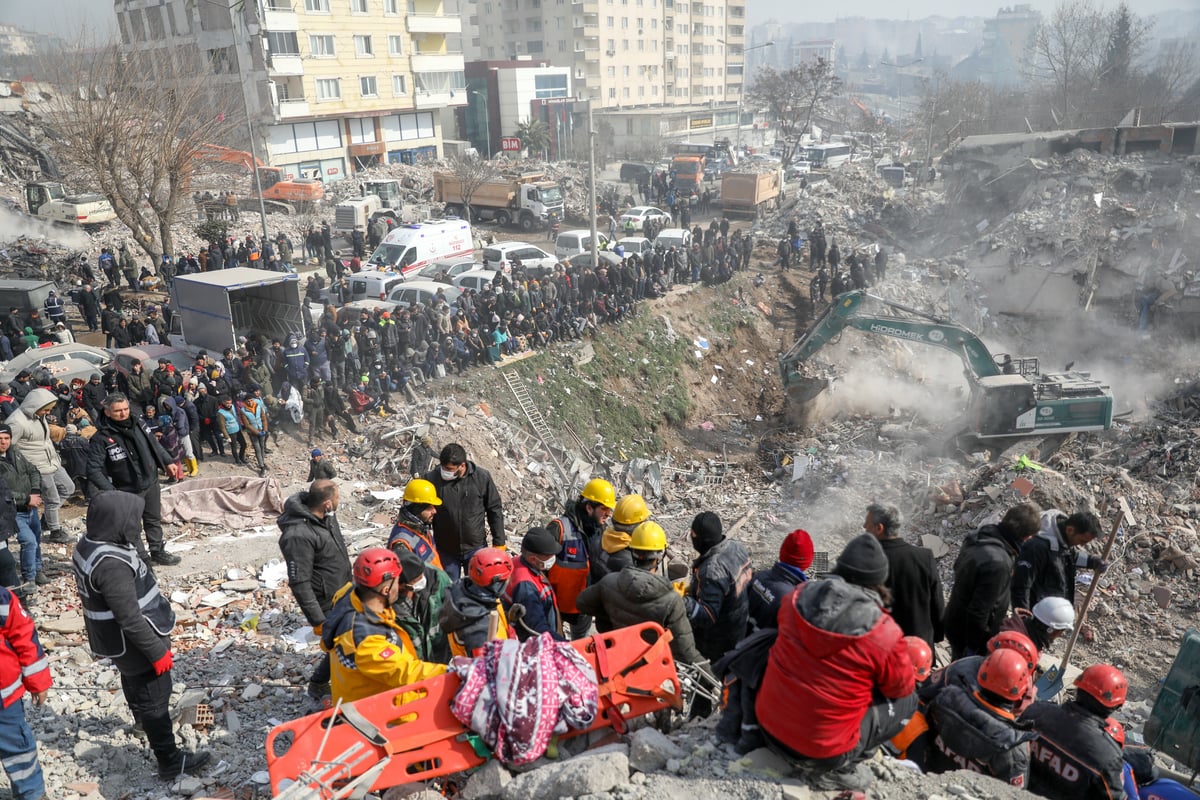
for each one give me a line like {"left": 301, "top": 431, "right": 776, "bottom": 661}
{"left": 353, "top": 547, "right": 401, "bottom": 589}
{"left": 977, "top": 649, "right": 1032, "bottom": 700}
{"left": 1104, "top": 717, "right": 1125, "bottom": 747}
{"left": 987, "top": 630, "right": 1039, "bottom": 672}
{"left": 1074, "top": 664, "right": 1128, "bottom": 709}
{"left": 904, "top": 636, "right": 933, "bottom": 681}
{"left": 468, "top": 547, "right": 513, "bottom": 589}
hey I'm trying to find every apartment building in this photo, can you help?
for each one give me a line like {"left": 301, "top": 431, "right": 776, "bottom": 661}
{"left": 113, "top": 0, "right": 466, "bottom": 182}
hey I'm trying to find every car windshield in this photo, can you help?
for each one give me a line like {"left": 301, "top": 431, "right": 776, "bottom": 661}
{"left": 483, "top": 248, "right": 502, "bottom": 262}
{"left": 368, "top": 244, "right": 404, "bottom": 266}
{"left": 540, "top": 187, "right": 563, "bottom": 204}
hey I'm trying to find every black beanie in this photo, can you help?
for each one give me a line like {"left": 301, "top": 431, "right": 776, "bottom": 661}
{"left": 521, "top": 526, "right": 560, "bottom": 556}
{"left": 691, "top": 511, "right": 724, "bottom": 552}
{"left": 833, "top": 533, "right": 889, "bottom": 586}
{"left": 397, "top": 549, "right": 425, "bottom": 583}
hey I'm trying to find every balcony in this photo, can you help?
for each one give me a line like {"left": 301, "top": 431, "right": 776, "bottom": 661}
{"left": 407, "top": 14, "right": 462, "bottom": 34}
{"left": 571, "top": 0, "right": 599, "bottom": 9}
{"left": 410, "top": 52, "right": 465, "bottom": 72}
{"left": 574, "top": 14, "right": 599, "bottom": 37}
{"left": 276, "top": 98, "right": 310, "bottom": 119}
{"left": 414, "top": 91, "right": 467, "bottom": 109}
{"left": 262, "top": 5, "right": 299, "bottom": 32}
{"left": 573, "top": 44, "right": 600, "bottom": 59}
{"left": 268, "top": 54, "right": 304, "bottom": 76}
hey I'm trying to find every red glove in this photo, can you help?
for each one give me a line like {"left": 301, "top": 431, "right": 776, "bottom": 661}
{"left": 152, "top": 649, "right": 174, "bottom": 676}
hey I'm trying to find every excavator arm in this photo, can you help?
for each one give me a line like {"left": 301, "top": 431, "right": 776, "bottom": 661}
{"left": 779, "top": 290, "right": 1004, "bottom": 384}
{"left": 195, "top": 143, "right": 263, "bottom": 171}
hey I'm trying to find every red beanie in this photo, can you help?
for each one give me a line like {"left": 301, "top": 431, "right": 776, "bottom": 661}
{"left": 780, "top": 529, "right": 815, "bottom": 571}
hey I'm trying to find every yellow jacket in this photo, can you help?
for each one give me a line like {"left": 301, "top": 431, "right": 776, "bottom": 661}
{"left": 322, "top": 588, "right": 447, "bottom": 704}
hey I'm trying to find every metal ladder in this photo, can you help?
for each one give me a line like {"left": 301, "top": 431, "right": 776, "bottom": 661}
{"left": 502, "top": 370, "right": 571, "bottom": 485}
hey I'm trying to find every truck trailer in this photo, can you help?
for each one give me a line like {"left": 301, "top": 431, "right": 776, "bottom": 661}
{"left": 719, "top": 168, "right": 783, "bottom": 217}
{"left": 167, "top": 268, "right": 304, "bottom": 355}
{"left": 434, "top": 172, "right": 563, "bottom": 231}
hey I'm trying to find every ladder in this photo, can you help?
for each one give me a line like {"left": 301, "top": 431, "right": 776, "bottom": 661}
{"left": 502, "top": 370, "right": 571, "bottom": 485}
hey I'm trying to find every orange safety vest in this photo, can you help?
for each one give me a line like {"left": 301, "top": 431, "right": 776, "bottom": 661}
{"left": 547, "top": 513, "right": 589, "bottom": 615}
{"left": 388, "top": 521, "right": 443, "bottom": 570}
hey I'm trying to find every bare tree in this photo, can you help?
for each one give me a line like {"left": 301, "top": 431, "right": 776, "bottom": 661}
{"left": 447, "top": 154, "right": 500, "bottom": 223}
{"left": 746, "top": 57, "right": 843, "bottom": 166}
{"left": 1140, "top": 40, "right": 1199, "bottom": 122}
{"left": 45, "top": 43, "right": 240, "bottom": 259}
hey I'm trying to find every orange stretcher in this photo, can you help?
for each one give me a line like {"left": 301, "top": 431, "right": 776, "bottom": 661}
{"left": 266, "top": 622, "right": 682, "bottom": 797}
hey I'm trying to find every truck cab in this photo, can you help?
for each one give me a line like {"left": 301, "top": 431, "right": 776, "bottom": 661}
{"left": 362, "top": 180, "right": 403, "bottom": 210}
{"left": 520, "top": 182, "right": 564, "bottom": 225}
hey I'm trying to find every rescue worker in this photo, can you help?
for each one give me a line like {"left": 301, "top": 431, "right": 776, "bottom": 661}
{"left": 922, "top": 629, "right": 1040, "bottom": 705}
{"left": 391, "top": 547, "right": 451, "bottom": 664}
{"left": 547, "top": 477, "right": 615, "bottom": 640}
{"left": 73, "top": 491, "right": 210, "bottom": 780}
{"left": 747, "top": 528, "right": 813, "bottom": 632}
{"left": 387, "top": 478, "right": 443, "bottom": 570}
{"left": 306, "top": 448, "right": 336, "bottom": 481}
{"left": 756, "top": 533, "right": 917, "bottom": 791}
{"left": 1023, "top": 664, "right": 1128, "bottom": 800}
{"left": 323, "top": 548, "right": 448, "bottom": 705}
{"left": 685, "top": 511, "right": 752, "bottom": 662}
{"left": 503, "top": 527, "right": 565, "bottom": 641}
{"left": 0, "top": 583, "right": 51, "bottom": 800}
{"left": 999, "top": 595, "right": 1075, "bottom": 654}
{"left": 439, "top": 547, "right": 515, "bottom": 657}
{"left": 590, "top": 493, "right": 650, "bottom": 579}
{"left": 905, "top": 635, "right": 934, "bottom": 686}
{"left": 925, "top": 649, "right": 1037, "bottom": 787}
{"left": 1012, "top": 509, "right": 1105, "bottom": 611}
{"left": 577, "top": 521, "right": 706, "bottom": 667}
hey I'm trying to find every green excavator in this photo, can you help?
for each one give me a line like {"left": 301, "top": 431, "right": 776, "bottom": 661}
{"left": 779, "top": 291, "right": 1114, "bottom": 438}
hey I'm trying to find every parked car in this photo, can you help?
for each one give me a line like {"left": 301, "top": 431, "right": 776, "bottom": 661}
{"left": 618, "top": 206, "right": 671, "bottom": 233}
{"left": 335, "top": 299, "right": 398, "bottom": 327}
{"left": 452, "top": 269, "right": 501, "bottom": 293}
{"left": 0, "top": 343, "right": 113, "bottom": 385}
{"left": 652, "top": 227, "right": 692, "bottom": 251}
{"left": 481, "top": 242, "right": 557, "bottom": 274}
{"left": 112, "top": 345, "right": 193, "bottom": 378}
{"left": 568, "top": 251, "right": 624, "bottom": 270}
{"left": 415, "top": 258, "right": 481, "bottom": 284}
{"left": 386, "top": 281, "right": 463, "bottom": 310}
{"left": 619, "top": 162, "right": 652, "bottom": 183}
{"left": 617, "top": 237, "right": 653, "bottom": 256}
{"left": 555, "top": 229, "right": 610, "bottom": 259}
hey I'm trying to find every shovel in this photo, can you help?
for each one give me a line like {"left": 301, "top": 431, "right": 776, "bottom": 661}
{"left": 1034, "top": 498, "right": 1134, "bottom": 700}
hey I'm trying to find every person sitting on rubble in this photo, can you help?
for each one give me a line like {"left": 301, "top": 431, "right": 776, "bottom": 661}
{"left": 388, "top": 479, "right": 443, "bottom": 571}
{"left": 138, "top": 266, "right": 162, "bottom": 293}
{"left": 322, "top": 548, "right": 448, "bottom": 705}
{"left": 503, "top": 526, "right": 566, "bottom": 642}
{"left": 998, "top": 595, "right": 1075, "bottom": 655}
{"left": 747, "top": 528, "right": 814, "bottom": 633}
{"left": 439, "top": 547, "right": 516, "bottom": 658}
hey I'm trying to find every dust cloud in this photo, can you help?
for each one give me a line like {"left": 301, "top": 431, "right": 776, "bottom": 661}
{"left": 0, "top": 204, "right": 94, "bottom": 250}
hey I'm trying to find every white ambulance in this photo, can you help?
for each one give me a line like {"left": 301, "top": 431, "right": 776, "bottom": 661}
{"left": 365, "top": 219, "right": 475, "bottom": 276}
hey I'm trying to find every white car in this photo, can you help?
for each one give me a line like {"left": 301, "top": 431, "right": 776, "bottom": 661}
{"left": 481, "top": 242, "right": 556, "bottom": 274}
{"left": 652, "top": 227, "right": 692, "bottom": 251}
{"left": 452, "top": 269, "right": 501, "bottom": 293}
{"left": 617, "top": 237, "right": 653, "bottom": 256}
{"left": 415, "top": 258, "right": 481, "bottom": 284}
{"left": 618, "top": 206, "right": 672, "bottom": 233}
{"left": 386, "top": 281, "right": 463, "bottom": 310}
{"left": 0, "top": 343, "right": 113, "bottom": 385}
{"left": 555, "top": 229, "right": 610, "bottom": 259}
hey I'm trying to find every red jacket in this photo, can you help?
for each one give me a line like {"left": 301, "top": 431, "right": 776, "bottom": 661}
{"left": 756, "top": 578, "right": 914, "bottom": 759}
{"left": 0, "top": 587, "right": 52, "bottom": 708}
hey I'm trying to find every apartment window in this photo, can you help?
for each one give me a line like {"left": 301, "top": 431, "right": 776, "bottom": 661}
{"left": 310, "top": 34, "right": 336, "bottom": 56}
{"left": 607, "top": 38, "right": 615, "bottom": 51}
{"left": 528, "top": 39, "right": 544, "bottom": 53}
{"left": 351, "top": 0, "right": 369, "bottom": 12}
{"left": 622, "top": 86, "right": 630, "bottom": 97}
{"left": 267, "top": 31, "right": 301, "bottom": 56}
{"left": 354, "top": 34, "right": 374, "bottom": 56}
{"left": 636, "top": 17, "right": 643, "bottom": 28}
{"left": 349, "top": 118, "right": 377, "bottom": 143}
{"left": 622, "top": 65, "right": 629, "bottom": 76}
{"left": 393, "top": 74, "right": 408, "bottom": 94}
{"left": 559, "top": 41, "right": 567, "bottom": 52}
{"left": 360, "top": 76, "right": 378, "bottom": 96}
{"left": 620, "top": 16, "right": 628, "bottom": 27}
{"left": 147, "top": 7, "right": 166, "bottom": 38}
{"left": 385, "top": 0, "right": 399, "bottom": 11}
{"left": 652, "top": 85, "right": 658, "bottom": 95}
{"left": 388, "top": 35, "right": 404, "bottom": 55}
{"left": 621, "top": 38, "right": 628, "bottom": 50}
{"left": 608, "top": 87, "right": 616, "bottom": 98}
{"left": 607, "top": 66, "right": 615, "bottom": 76}
{"left": 606, "top": 16, "right": 613, "bottom": 26}
{"left": 316, "top": 78, "right": 341, "bottom": 99}
{"left": 305, "top": 0, "right": 330, "bottom": 10}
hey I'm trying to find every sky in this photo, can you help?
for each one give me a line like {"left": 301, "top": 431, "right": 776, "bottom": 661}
{"left": 0, "top": 0, "right": 117, "bottom": 39}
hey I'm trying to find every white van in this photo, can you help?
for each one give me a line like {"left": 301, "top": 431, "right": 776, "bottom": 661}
{"left": 366, "top": 219, "right": 474, "bottom": 276}
{"left": 348, "top": 270, "right": 408, "bottom": 302}
{"left": 555, "top": 229, "right": 609, "bottom": 259}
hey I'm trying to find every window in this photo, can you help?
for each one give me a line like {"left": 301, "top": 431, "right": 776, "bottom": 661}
{"left": 622, "top": 65, "right": 630, "bottom": 76}
{"left": 354, "top": 34, "right": 374, "bottom": 56}
{"left": 351, "top": 0, "right": 369, "bottom": 12}
{"left": 621, "top": 16, "right": 628, "bottom": 27}
{"left": 637, "top": 39, "right": 644, "bottom": 50}
{"left": 360, "top": 76, "right": 378, "bottom": 96}
{"left": 310, "top": 34, "right": 336, "bottom": 56}
{"left": 388, "top": 35, "right": 404, "bottom": 55}
{"left": 606, "top": 65, "right": 615, "bottom": 76}
{"left": 608, "top": 87, "right": 616, "bottom": 98}
{"left": 414, "top": 70, "right": 466, "bottom": 94}
{"left": 381, "top": 111, "right": 436, "bottom": 141}
{"left": 559, "top": 41, "right": 567, "bottom": 52}
{"left": 385, "top": 0, "right": 399, "bottom": 11}
{"left": 622, "top": 86, "right": 630, "bottom": 97}
{"left": 305, "top": 0, "right": 330, "bottom": 10}
{"left": 392, "top": 74, "right": 408, "bottom": 95}
{"left": 534, "top": 73, "right": 568, "bottom": 97}
{"left": 527, "top": 40, "right": 544, "bottom": 53}
{"left": 268, "top": 31, "right": 301, "bottom": 55}
{"left": 349, "top": 118, "right": 377, "bottom": 143}
{"left": 316, "top": 78, "right": 342, "bottom": 100}
{"left": 147, "top": 7, "right": 166, "bottom": 38}
{"left": 606, "top": 15, "right": 613, "bottom": 26}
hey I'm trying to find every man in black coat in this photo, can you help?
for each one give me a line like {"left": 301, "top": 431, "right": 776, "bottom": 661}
{"left": 73, "top": 491, "right": 210, "bottom": 780}
{"left": 864, "top": 502, "right": 944, "bottom": 648}
{"left": 944, "top": 503, "right": 1040, "bottom": 659}
{"left": 86, "top": 393, "right": 182, "bottom": 565}
{"left": 276, "top": 479, "right": 352, "bottom": 702}
{"left": 423, "top": 442, "right": 505, "bottom": 581}
{"left": 685, "top": 511, "right": 752, "bottom": 662}
{"left": 1011, "top": 508, "right": 1104, "bottom": 611}
{"left": 747, "top": 528, "right": 813, "bottom": 633}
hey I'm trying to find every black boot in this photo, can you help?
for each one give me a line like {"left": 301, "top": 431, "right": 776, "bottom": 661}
{"left": 157, "top": 749, "right": 212, "bottom": 781}
{"left": 149, "top": 549, "right": 181, "bottom": 566}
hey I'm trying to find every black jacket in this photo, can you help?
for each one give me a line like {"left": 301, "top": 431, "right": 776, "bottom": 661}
{"left": 276, "top": 493, "right": 353, "bottom": 627}
{"left": 438, "top": 579, "right": 502, "bottom": 657}
{"left": 927, "top": 683, "right": 1036, "bottom": 786}
{"left": 1012, "top": 512, "right": 1093, "bottom": 610}
{"left": 0, "top": 448, "right": 42, "bottom": 511}
{"left": 577, "top": 565, "right": 704, "bottom": 665}
{"left": 686, "top": 537, "right": 752, "bottom": 662}
{"left": 1022, "top": 701, "right": 1125, "bottom": 800}
{"left": 879, "top": 537, "right": 945, "bottom": 646}
{"left": 86, "top": 413, "right": 171, "bottom": 493}
{"left": 423, "top": 461, "right": 505, "bottom": 558}
{"left": 747, "top": 561, "right": 807, "bottom": 633}
{"left": 945, "top": 525, "right": 1019, "bottom": 654}
{"left": 72, "top": 491, "right": 174, "bottom": 675}
{"left": 306, "top": 459, "right": 337, "bottom": 482}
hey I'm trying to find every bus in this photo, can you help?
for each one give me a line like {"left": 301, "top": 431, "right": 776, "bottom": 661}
{"left": 795, "top": 143, "right": 853, "bottom": 170}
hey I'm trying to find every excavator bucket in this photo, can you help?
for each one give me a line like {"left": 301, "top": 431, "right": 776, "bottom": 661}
{"left": 266, "top": 622, "right": 681, "bottom": 797}
{"left": 785, "top": 375, "right": 832, "bottom": 427}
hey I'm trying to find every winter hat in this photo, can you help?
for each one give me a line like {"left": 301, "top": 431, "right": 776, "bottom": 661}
{"left": 65, "top": 424, "right": 78, "bottom": 435}
{"left": 780, "top": 529, "right": 815, "bottom": 571}
{"left": 311, "top": 448, "right": 322, "bottom": 457}
{"left": 396, "top": 549, "right": 425, "bottom": 583}
{"left": 833, "top": 533, "right": 889, "bottom": 586}
{"left": 0, "top": 424, "right": 10, "bottom": 436}
{"left": 521, "top": 526, "right": 560, "bottom": 556}
{"left": 690, "top": 511, "right": 724, "bottom": 552}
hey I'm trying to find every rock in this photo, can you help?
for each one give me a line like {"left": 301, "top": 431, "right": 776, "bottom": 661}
{"left": 729, "top": 746, "right": 794, "bottom": 778}
{"left": 65, "top": 781, "right": 100, "bottom": 794}
{"left": 242, "top": 683, "right": 263, "bottom": 700}
{"left": 43, "top": 613, "right": 86, "bottom": 634}
{"left": 462, "top": 759, "right": 512, "bottom": 800}
{"left": 780, "top": 780, "right": 813, "bottom": 800}
{"left": 629, "top": 726, "right": 686, "bottom": 773}
{"left": 221, "top": 578, "right": 261, "bottom": 592}
{"left": 73, "top": 741, "right": 103, "bottom": 760}
{"left": 170, "top": 776, "right": 204, "bottom": 795}
{"left": 502, "top": 751, "right": 629, "bottom": 800}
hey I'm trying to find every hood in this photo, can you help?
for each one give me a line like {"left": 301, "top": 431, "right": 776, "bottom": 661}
{"left": 602, "top": 528, "right": 631, "bottom": 554}
{"left": 1035, "top": 509, "right": 1067, "bottom": 552}
{"left": 19, "top": 387, "right": 57, "bottom": 415}
{"left": 276, "top": 492, "right": 325, "bottom": 529}
{"left": 163, "top": 396, "right": 178, "bottom": 411}
{"left": 791, "top": 576, "right": 885, "bottom": 658}
{"left": 967, "top": 525, "right": 1017, "bottom": 556}
{"left": 86, "top": 490, "right": 147, "bottom": 546}
{"left": 439, "top": 580, "right": 495, "bottom": 632}
{"left": 616, "top": 566, "right": 674, "bottom": 604}
{"left": 931, "top": 684, "right": 1036, "bottom": 759}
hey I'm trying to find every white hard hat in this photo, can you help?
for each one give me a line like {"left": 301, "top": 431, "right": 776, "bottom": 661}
{"left": 1032, "top": 597, "right": 1076, "bottom": 631}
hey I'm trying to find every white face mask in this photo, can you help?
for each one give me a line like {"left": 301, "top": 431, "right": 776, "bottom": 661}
{"left": 440, "top": 468, "right": 459, "bottom": 481}
{"left": 410, "top": 575, "right": 428, "bottom": 592}
{"left": 540, "top": 556, "right": 556, "bottom": 571}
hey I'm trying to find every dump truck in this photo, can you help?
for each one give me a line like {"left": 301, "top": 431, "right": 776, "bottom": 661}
{"left": 671, "top": 155, "right": 705, "bottom": 193}
{"left": 167, "top": 267, "right": 304, "bottom": 355}
{"left": 719, "top": 168, "right": 783, "bottom": 217}
{"left": 333, "top": 181, "right": 429, "bottom": 235}
{"left": 434, "top": 172, "right": 564, "bottom": 231}
{"left": 24, "top": 182, "right": 116, "bottom": 228}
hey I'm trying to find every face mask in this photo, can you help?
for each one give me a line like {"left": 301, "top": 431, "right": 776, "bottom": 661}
{"left": 440, "top": 467, "right": 459, "bottom": 481}
{"left": 410, "top": 575, "right": 428, "bottom": 592}
{"left": 540, "top": 556, "right": 556, "bottom": 571}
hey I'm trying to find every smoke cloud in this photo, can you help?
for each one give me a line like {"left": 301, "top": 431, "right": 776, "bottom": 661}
{"left": 0, "top": 204, "right": 94, "bottom": 251}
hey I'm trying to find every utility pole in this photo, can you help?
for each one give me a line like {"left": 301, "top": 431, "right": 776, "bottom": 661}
{"left": 588, "top": 101, "right": 599, "bottom": 269}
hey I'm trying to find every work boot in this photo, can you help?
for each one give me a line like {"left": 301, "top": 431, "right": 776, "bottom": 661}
{"left": 13, "top": 583, "right": 36, "bottom": 607}
{"left": 812, "top": 762, "right": 872, "bottom": 792}
{"left": 44, "top": 529, "right": 73, "bottom": 544}
{"left": 157, "top": 749, "right": 212, "bottom": 781}
{"left": 149, "top": 550, "right": 181, "bottom": 567}
{"left": 306, "top": 681, "right": 331, "bottom": 708}
{"left": 34, "top": 571, "right": 51, "bottom": 586}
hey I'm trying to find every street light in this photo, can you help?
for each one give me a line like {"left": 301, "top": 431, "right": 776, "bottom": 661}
{"left": 719, "top": 39, "right": 773, "bottom": 156}
{"left": 466, "top": 89, "right": 491, "bottom": 159}
{"left": 879, "top": 57, "right": 924, "bottom": 126}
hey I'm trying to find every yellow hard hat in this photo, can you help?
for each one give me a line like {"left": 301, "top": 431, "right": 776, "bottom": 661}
{"left": 403, "top": 478, "right": 442, "bottom": 506}
{"left": 580, "top": 477, "right": 616, "bottom": 510}
{"left": 613, "top": 494, "right": 650, "bottom": 527}
{"left": 629, "top": 521, "right": 667, "bottom": 552}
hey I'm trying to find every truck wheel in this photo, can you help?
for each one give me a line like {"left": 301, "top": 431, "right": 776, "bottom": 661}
{"left": 519, "top": 214, "right": 536, "bottom": 232}
{"left": 446, "top": 205, "right": 464, "bottom": 219}
{"left": 495, "top": 210, "right": 511, "bottom": 227}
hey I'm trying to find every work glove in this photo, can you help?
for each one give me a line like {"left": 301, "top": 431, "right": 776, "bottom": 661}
{"left": 672, "top": 580, "right": 689, "bottom": 597}
{"left": 494, "top": 543, "right": 507, "bottom": 553}
{"left": 1086, "top": 556, "right": 1109, "bottom": 573}
{"left": 507, "top": 603, "right": 526, "bottom": 624}
{"left": 152, "top": 649, "right": 174, "bottom": 676}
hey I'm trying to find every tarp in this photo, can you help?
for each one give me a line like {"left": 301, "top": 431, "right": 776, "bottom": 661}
{"left": 160, "top": 476, "right": 285, "bottom": 528}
